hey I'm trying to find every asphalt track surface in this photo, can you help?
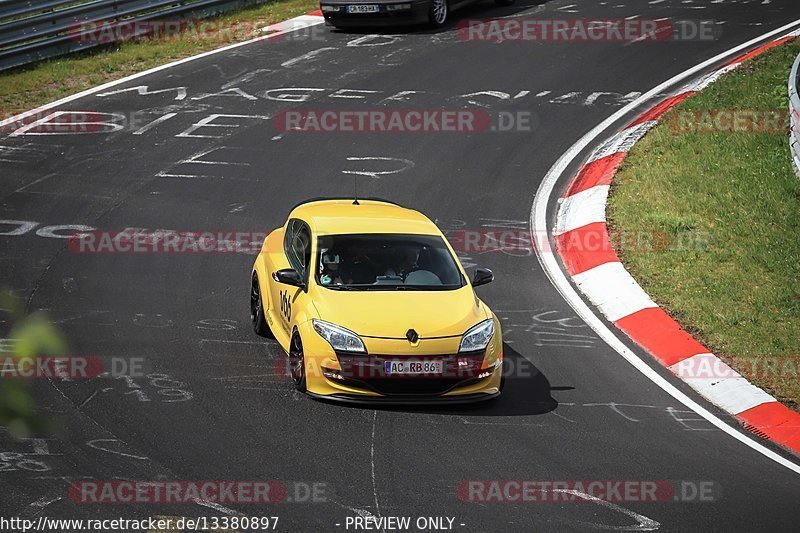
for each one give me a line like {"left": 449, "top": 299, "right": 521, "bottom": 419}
{"left": 2, "top": 0, "right": 800, "bottom": 531}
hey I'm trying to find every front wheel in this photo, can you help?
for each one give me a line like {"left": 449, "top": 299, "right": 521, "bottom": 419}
{"left": 250, "top": 274, "right": 272, "bottom": 338}
{"left": 289, "top": 333, "right": 307, "bottom": 392}
{"left": 428, "top": 0, "right": 448, "bottom": 27}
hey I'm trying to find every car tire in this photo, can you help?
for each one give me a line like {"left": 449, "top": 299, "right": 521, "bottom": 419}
{"left": 289, "top": 332, "right": 307, "bottom": 392}
{"left": 250, "top": 274, "right": 273, "bottom": 338}
{"left": 428, "top": 0, "right": 449, "bottom": 27}
{"left": 494, "top": 0, "right": 515, "bottom": 5}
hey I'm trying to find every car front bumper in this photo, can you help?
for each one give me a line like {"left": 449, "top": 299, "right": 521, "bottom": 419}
{"left": 299, "top": 316, "right": 503, "bottom": 403}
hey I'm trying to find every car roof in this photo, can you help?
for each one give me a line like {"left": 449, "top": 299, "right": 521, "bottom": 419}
{"left": 288, "top": 199, "right": 440, "bottom": 236}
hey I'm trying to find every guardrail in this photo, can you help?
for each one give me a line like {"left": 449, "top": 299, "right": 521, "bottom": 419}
{"left": 790, "top": 51, "right": 800, "bottom": 178}
{"left": 0, "top": 0, "right": 268, "bottom": 73}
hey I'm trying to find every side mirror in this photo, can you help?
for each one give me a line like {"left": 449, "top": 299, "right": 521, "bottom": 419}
{"left": 273, "top": 268, "right": 305, "bottom": 289}
{"left": 472, "top": 267, "right": 494, "bottom": 288}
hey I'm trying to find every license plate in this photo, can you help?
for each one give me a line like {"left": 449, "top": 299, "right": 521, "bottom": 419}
{"left": 346, "top": 4, "right": 380, "bottom": 13}
{"left": 385, "top": 360, "right": 443, "bottom": 375}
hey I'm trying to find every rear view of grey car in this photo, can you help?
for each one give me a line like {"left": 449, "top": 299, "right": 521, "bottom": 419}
{"left": 320, "top": 0, "right": 515, "bottom": 28}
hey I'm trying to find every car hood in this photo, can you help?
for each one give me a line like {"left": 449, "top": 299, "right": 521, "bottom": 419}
{"left": 310, "top": 285, "right": 487, "bottom": 339}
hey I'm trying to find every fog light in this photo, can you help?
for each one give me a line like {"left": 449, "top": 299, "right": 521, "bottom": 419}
{"left": 477, "top": 369, "right": 493, "bottom": 379}
{"left": 321, "top": 5, "right": 342, "bottom": 12}
{"left": 386, "top": 3, "right": 411, "bottom": 10}
{"left": 322, "top": 368, "right": 344, "bottom": 380}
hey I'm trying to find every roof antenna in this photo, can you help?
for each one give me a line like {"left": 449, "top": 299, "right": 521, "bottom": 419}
{"left": 353, "top": 175, "right": 360, "bottom": 205}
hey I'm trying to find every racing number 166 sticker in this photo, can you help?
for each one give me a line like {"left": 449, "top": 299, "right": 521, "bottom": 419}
{"left": 279, "top": 290, "right": 292, "bottom": 322}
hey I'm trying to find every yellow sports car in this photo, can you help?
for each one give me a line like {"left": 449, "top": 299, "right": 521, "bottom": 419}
{"left": 250, "top": 198, "right": 503, "bottom": 403}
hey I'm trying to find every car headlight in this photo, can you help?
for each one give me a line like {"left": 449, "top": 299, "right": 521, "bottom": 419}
{"left": 459, "top": 319, "right": 495, "bottom": 353}
{"left": 312, "top": 319, "right": 366, "bottom": 353}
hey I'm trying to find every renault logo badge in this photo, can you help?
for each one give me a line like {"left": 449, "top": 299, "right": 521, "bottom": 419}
{"left": 406, "top": 329, "right": 419, "bottom": 343}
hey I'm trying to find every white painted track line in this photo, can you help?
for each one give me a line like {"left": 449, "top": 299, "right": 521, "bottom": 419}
{"left": 532, "top": 19, "right": 800, "bottom": 475}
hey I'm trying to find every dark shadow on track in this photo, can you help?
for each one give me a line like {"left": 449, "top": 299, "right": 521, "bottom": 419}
{"left": 314, "top": 344, "right": 563, "bottom": 416}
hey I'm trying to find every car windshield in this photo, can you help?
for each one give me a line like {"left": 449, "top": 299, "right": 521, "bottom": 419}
{"left": 316, "top": 234, "right": 464, "bottom": 290}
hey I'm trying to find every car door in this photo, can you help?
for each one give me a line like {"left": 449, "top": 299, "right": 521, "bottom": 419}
{"left": 272, "top": 218, "right": 313, "bottom": 339}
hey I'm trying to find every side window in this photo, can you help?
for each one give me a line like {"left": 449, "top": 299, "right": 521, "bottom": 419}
{"left": 285, "top": 219, "right": 311, "bottom": 279}
{"left": 283, "top": 219, "right": 298, "bottom": 262}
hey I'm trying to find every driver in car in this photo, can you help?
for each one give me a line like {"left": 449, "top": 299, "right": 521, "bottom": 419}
{"left": 381, "top": 245, "right": 415, "bottom": 279}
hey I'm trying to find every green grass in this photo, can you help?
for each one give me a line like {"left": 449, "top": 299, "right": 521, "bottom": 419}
{"left": 608, "top": 39, "right": 800, "bottom": 410}
{"left": 0, "top": 0, "right": 317, "bottom": 116}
